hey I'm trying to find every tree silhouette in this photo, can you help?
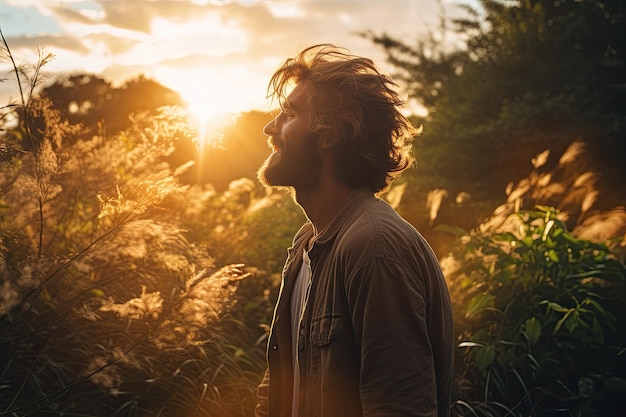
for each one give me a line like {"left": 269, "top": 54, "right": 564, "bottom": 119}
{"left": 367, "top": 0, "right": 625, "bottom": 241}
{"left": 41, "top": 73, "right": 184, "bottom": 138}
{"left": 197, "top": 111, "right": 273, "bottom": 190}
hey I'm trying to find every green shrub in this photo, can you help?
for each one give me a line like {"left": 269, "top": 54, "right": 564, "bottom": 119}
{"left": 445, "top": 147, "right": 626, "bottom": 417}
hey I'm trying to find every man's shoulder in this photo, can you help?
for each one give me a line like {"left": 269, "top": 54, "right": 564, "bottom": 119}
{"left": 292, "top": 222, "right": 314, "bottom": 248}
{"left": 338, "top": 197, "right": 420, "bottom": 252}
{"left": 353, "top": 196, "right": 416, "bottom": 234}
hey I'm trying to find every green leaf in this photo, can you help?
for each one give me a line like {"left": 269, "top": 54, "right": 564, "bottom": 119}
{"left": 554, "top": 309, "right": 574, "bottom": 334}
{"left": 466, "top": 293, "right": 495, "bottom": 318}
{"left": 566, "top": 270, "right": 604, "bottom": 280}
{"left": 90, "top": 288, "right": 105, "bottom": 297}
{"left": 524, "top": 317, "right": 541, "bottom": 345}
{"left": 474, "top": 345, "right": 495, "bottom": 371}
{"left": 583, "top": 297, "right": 608, "bottom": 318}
{"left": 565, "top": 311, "right": 579, "bottom": 333}
{"left": 543, "top": 301, "right": 569, "bottom": 313}
{"left": 563, "top": 233, "right": 581, "bottom": 244}
{"left": 592, "top": 317, "right": 604, "bottom": 344}
{"left": 547, "top": 249, "right": 559, "bottom": 263}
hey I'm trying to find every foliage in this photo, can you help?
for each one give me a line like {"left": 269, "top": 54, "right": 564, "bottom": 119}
{"left": 3, "top": 5, "right": 625, "bottom": 415}
{"left": 41, "top": 73, "right": 184, "bottom": 137}
{"left": 369, "top": 0, "right": 626, "bottom": 252}
{"left": 0, "top": 39, "right": 279, "bottom": 417}
{"left": 443, "top": 146, "right": 626, "bottom": 417}
{"left": 38, "top": 72, "right": 274, "bottom": 192}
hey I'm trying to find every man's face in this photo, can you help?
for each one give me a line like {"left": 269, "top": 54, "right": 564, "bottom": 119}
{"left": 257, "top": 83, "right": 322, "bottom": 190}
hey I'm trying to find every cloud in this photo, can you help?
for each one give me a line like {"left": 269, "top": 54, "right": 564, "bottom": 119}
{"left": 2, "top": 33, "right": 87, "bottom": 54}
{"left": 0, "top": 0, "right": 447, "bottom": 112}
{"left": 48, "top": 4, "right": 98, "bottom": 26}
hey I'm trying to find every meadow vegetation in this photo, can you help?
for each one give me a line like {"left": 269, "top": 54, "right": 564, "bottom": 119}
{"left": 1, "top": 0, "right": 625, "bottom": 416}
{"left": 0, "top": 33, "right": 293, "bottom": 415}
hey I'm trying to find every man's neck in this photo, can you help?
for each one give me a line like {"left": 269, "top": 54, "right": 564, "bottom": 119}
{"left": 295, "top": 180, "right": 352, "bottom": 237}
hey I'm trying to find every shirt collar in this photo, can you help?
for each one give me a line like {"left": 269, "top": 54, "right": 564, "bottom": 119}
{"left": 310, "top": 188, "right": 373, "bottom": 248}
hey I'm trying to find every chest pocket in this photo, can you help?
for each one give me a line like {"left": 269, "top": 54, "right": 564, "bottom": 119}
{"left": 310, "top": 313, "right": 343, "bottom": 346}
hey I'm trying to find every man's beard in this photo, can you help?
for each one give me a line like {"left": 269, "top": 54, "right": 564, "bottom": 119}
{"left": 257, "top": 133, "right": 321, "bottom": 191}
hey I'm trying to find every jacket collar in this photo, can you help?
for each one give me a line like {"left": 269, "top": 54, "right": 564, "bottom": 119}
{"left": 273, "top": 189, "right": 374, "bottom": 329}
{"left": 308, "top": 188, "right": 373, "bottom": 250}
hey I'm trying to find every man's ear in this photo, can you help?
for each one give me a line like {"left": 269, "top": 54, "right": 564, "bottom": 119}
{"left": 320, "top": 133, "right": 339, "bottom": 151}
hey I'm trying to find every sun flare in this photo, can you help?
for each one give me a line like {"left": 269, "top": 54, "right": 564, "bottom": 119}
{"left": 184, "top": 94, "right": 235, "bottom": 148}
{"left": 154, "top": 66, "right": 242, "bottom": 147}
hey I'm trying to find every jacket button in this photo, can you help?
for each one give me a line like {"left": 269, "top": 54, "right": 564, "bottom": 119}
{"left": 272, "top": 345, "right": 278, "bottom": 350}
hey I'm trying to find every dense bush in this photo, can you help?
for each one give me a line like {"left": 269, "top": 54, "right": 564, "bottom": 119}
{"left": 443, "top": 146, "right": 626, "bottom": 417}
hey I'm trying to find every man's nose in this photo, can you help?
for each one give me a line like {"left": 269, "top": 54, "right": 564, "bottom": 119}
{"left": 263, "top": 117, "right": 279, "bottom": 136}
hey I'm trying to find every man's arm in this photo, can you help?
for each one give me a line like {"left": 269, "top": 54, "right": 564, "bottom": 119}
{"left": 347, "top": 258, "right": 439, "bottom": 417}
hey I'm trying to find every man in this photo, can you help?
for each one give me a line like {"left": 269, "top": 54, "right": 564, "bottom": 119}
{"left": 255, "top": 44, "right": 454, "bottom": 417}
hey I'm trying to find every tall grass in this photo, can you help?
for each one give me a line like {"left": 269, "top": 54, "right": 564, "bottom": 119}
{"left": 0, "top": 36, "right": 271, "bottom": 417}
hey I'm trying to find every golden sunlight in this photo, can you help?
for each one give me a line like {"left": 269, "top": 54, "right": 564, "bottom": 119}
{"left": 184, "top": 89, "right": 237, "bottom": 147}
{"left": 144, "top": 12, "right": 254, "bottom": 146}
{"left": 161, "top": 67, "right": 239, "bottom": 146}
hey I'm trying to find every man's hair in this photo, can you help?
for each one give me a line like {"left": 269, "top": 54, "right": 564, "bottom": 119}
{"left": 267, "top": 44, "right": 417, "bottom": 193}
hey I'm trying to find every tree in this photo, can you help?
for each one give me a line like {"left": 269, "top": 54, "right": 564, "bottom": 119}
{"left": 367, "top": 0, "right": 626, "bottom": 252}
{"left": 41, "top": 73, "right": 184, "bottom": 137}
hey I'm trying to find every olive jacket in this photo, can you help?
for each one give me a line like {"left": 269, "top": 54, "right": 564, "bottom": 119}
{"left": 255, "top": 189, "right": 454, "bottom": 417}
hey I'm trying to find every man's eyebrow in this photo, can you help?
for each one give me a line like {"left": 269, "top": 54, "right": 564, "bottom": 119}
{"left": 283, "top": 99, "right": 299, "bottom": 112}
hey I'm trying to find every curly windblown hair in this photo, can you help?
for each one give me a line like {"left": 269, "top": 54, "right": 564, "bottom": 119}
{"left": 267, "top": 44, "right": 418, "bottom": 193}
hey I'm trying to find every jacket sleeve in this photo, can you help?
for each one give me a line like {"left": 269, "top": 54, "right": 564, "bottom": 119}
{"left": 346, "top": 258, "right": 439, "bottom": 417}
{"left": 255, "top": 368, "right": 270, "bottom": 417}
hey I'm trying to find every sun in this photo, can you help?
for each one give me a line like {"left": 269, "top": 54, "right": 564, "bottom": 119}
{"left": 154, "top": 67, "right": 241, "bottom": 147}
{"left": 184, "top": 95, "right": 234, "bottom": 148}
{"left": 179, "top": 86, "right": 238, "bottom": 148}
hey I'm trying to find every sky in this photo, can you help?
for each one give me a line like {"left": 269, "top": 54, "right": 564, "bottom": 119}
{"left": 0, "top": 0, "right": 469, "bottom": 121}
